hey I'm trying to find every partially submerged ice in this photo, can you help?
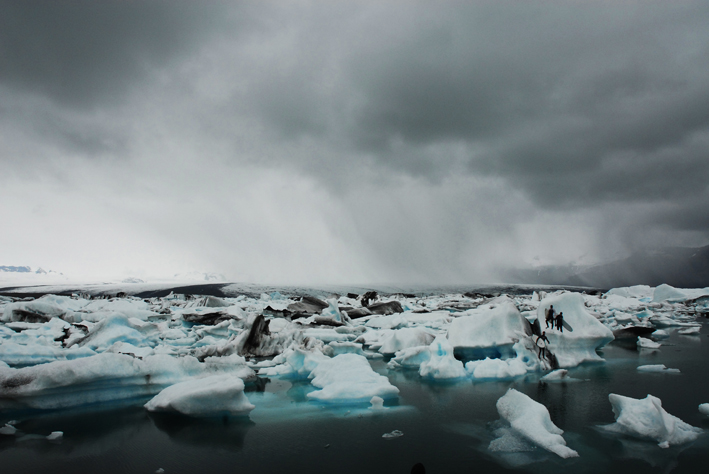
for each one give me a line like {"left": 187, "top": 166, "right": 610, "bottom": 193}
{"left": 307, "top": 353, "right": 399, "bottom": 403}
{"left": 599, "top": 393, "right": 702, "bottom": 448}
{"left": 489, "top": 388, "right": 578, "bottom": 458}
{"left": 144, "top": 374, "right": 254, "bottom": 417}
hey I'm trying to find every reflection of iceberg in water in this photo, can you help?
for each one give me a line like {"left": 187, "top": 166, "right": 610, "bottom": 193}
{"left": 149, "top": 412, "right": 254, "bottom": 451}
{"left": 614, "top": 438, "right": 688, "bottom": 474}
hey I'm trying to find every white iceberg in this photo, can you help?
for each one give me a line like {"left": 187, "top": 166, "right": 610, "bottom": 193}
{"left": 537, "top": 293, "right": 614, "bottom": 367}
{"left": 637, "top": 337, "right": 661, "bottom": 349}
{"left": 0, "top": 352, "right": 254, "bottom": 410}
{"left": 144, "top": 374, "right": 254, "bottom": 417}
{"left": 377, "top": 327, "right": 435, "bottom": 354}
{"left": 699, "top": 403, "right": 709, "bottom": 416}
{"left": 307, "top": 353, "right": 399, "bottom": 403}
{"left": 448, "top": 299, "right": 528, "bottom": 360}
{"left": 489, "top": 388, "right": 578, "bottom": 458}
{"left": 599, "top": 393, "right": 702, "bottom": 448}
{"left": 637, "top": 364, "right": 680, "bottom": 374}
{"left": 418, "top": 336, "right": 467, "bottom": 380}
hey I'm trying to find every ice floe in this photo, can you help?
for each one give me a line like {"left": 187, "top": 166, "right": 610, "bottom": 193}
{"left": 599, "top": 393, "right": 702, "bottom": 448}
{"left": 489, "top": 388, "right": 578, "bottom": 458}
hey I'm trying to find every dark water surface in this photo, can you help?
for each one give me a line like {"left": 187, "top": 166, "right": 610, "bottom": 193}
{"left": 2, "top": 324, "right": 709, "bottom": 474}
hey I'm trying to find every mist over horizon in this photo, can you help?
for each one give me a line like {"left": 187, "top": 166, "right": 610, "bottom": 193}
{"left": 2, "top": 1, "right": 709, "bottom": 286}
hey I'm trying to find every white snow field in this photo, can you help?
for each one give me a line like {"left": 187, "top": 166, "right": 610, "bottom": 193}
{"left": 0, "top": 283, "right": 706, "bottom": 421}
{"left": 599, "top": 393, "right": 703, "bottom": 448}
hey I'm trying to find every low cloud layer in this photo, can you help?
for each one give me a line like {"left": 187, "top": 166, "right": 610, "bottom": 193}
{"left": 2, "top": 1, "right": 708, "bottom": 285}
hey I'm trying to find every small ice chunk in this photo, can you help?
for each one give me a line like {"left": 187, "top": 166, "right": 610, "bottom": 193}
{"left": 637, "top": 337, "right": 661, "bottom": 349}
{"left": 698, "top": 403, "right": 709, "bottom": 416}
{"left": 678, "top": 326, "right": 701, "bottom": 335}
{"left": 156, "top": 469, "right": 165, "bottom": 474}
{"left": 46, "top": 431, "right": 63, "bottom": 441}
{"left": 0, "top": 424, "right": 18, "bottom": 435}
{"left": 491, "top": 388, "right": 578, "bottom": 458}
{"left": 637, "top": 364, "right": 680, "bottom": 374}
{"left": 382, "top": 430, "right": 403, "bottom": 439}
{"left": 369, "top": 396, "right": 387, "bottom": 410}
{"left": 540, "top": 369, "right": 570, "bottom": 381}
{"left": 600, "top": 393, "right": 702, "bottom": 447}
{"left": 651, "top": 329, "right": 670, "bottom": 338}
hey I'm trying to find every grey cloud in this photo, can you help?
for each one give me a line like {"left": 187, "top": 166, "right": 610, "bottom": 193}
{"left": 0, "top": 0, "right": 237, "bottom": 108}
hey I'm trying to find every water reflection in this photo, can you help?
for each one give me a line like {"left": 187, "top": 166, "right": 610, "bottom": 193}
{"left": 148, "top": 412, "right": 253, "bottom": 451}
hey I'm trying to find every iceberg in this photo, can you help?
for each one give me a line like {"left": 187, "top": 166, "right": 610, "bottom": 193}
{"left": 307, "top": 353, "right": 399, "bottom": 403}
{"left": 448, "top": 299, "right": 529, "bottom": 360}
{"left": 418, "top": 336, "right": 467, "bottom": 380}
{"left": 378, "top": 327, "right": 435, "bottom": 354}
{"left": 537, "top": 293, "right": 614, "bottom": 367}
{"left": 699, "top": 403, "right": 709, "bottom": 416}
{"left": 489, "top": 388, "right": 578, "bottom": 458}
{"left": 599, "top": 393, "right": 702, "bottom": 448}
{"left": 637, "top": 364, "right": 680, "bottom": 374}
{"left": 637, "top": 337, "right": 661, "bottom": 349}
{"left": 144, "top": 374, "right": 254, "bottom": 417}
{"left": 0, "top": 352, "right": 254, "bottom": 411}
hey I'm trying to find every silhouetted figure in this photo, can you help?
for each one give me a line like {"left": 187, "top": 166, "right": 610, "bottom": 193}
{"left": 536, "top": 331, "right": 550, "bottom": 359}
{"left": 411, "top": 463, "right": 426, "bottom": 474}
{"left": 556, "top": 311, "right": 564, "bottom": 333}
{"left": 545, "top": 305, "right": 555, "bottom": 328}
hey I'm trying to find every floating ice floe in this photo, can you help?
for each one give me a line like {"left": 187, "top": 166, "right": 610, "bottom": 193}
{"left": 382, "top": 429, "right": 403, "bottom": 439}
{"left": 699, "top": 403, "right": 709, "bottom": 416}
{"left": 144, "top": 374, "right": 254, "bottom": 417}
{"left": 637, "top": 337, "right": 661, "bottom": 349}
{"left": 678, "top": 326, "right": 701, "bottom": 335}
{"left": 637, "top": 364, "right": 680, "bottom": 374}
{"left": 0, "top": 352, "right": 254, "bottom": 410}
{"left": 599, "top": 393, "right": 702, "bottom": 448}
{"left": 307, "top": 353, "right": 399, "bottom": 403}
{"left": 539, "top": 369, "right": 583, "bottom": 383}
{"left": 489, "top": 388, "right": 578, "bottom": 458}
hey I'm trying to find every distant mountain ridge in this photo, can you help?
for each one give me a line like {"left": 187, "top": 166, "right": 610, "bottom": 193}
{"left": 505, "top": 245, "right": 709, "bottom": 289}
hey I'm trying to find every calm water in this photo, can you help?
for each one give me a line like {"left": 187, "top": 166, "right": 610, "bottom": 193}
{"left": 2, "top": 323, "right": 709, "bottom": 474}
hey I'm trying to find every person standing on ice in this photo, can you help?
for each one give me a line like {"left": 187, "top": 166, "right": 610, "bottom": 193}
{"left": 556, "top": 311, "right": 564, "bottom": 333}
{"left": 545, "top": 305, "right": 555, "bottom": 328}
{"left": 536, "top": 331, "right": 550, "bottom": 359}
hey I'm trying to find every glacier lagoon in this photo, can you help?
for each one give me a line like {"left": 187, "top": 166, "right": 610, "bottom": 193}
{"left": 1, "top": 285, "right": 709, "bottom": 473}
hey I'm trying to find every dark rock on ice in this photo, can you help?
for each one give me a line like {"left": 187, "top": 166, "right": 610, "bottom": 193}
{"left": 347, "top": 293, "right": 359, "bottom": 299}
{"left": 613, "top": 326, "right": 655, "bottom": 339}
{"left": 342, "top": 307, "right": 373, "bottom": 319}
{"left": 241, "top": 315, "right": 271, "bottom": 355}
{"left": 368, "top": 301, "right": 404, "bottom": 315}
{"left": 286, "top": 296, "right": 328, "bottom": 318}
{"left": 182, "top": 310, "right": 230, "bottom": 326}
{"left": 361, "top": 291, "right": 378, "bottom": 307}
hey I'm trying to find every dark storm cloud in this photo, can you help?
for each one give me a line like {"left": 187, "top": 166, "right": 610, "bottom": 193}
{"left": 0, "top": 0, "right": 235, "bottom": 108}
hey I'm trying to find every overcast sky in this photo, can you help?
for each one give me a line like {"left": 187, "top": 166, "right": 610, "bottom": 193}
{"left": 1, "top": 0, "right": 708, "bottom": 285}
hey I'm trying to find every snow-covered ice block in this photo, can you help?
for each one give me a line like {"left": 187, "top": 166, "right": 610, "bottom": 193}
{"left": 307, "top": 353, "right": 399, "bottom": 403}
{"left": 600, "top": 393, "right": 702, "bottom": 448}
{"left": 637, "top": 337, "right": 661, "bottom": 349}
{"left": 448, "top": 299, "right": 528, "bottom": 360}
{"left": 419, "top": 336, "right": 467, "bottom": 380}
{"left": 490, "top": 388, "right": 578, "bottom": 458}
{"left": 538, "top": 293, "right": 614, "bottom": 367}
{"left": 0, "top": 341, "right": 96, "bottom": 367}
{"left": 387, "top": 346, "right": 431, "bottom": 370}
{"left": 637, "top": 365, "right": 680, "bottom": 374}
{"left": 0, "top": 352, "right": 254, "bottom": 410}
{"left": 652, "top": 284, "right": 709, "bottom": 303}
{"left": 378, "top": 327, "right": 435, "bottom": 354}
{"left": 678, "top": 326, "right": 701, "bottom": 335}
{"left": 144, "top": 374, "right": 254, "bottom": 417}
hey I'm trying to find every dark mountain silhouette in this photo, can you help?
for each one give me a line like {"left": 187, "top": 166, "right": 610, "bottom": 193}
{"left": 504, "top": 245, "right": 709, "bottom": 289}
